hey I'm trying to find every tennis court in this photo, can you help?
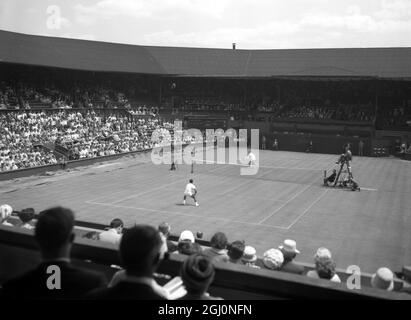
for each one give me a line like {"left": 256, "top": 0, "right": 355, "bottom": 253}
{"left": 1, "top": 148, "right": 410, "bottom": 273}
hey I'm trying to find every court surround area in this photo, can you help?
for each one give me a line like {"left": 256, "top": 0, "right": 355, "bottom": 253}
{"left": 1, "top": 148, "right": 410, "bottom": 273}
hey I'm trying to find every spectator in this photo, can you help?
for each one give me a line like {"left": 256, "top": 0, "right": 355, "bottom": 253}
{"left": 178, "top": 241, "right": 203, "bottom": 256}
{"left": 261, "top": 135, "right": 266, "bottom": 150}
{"left": 178, "top": 230, "right": 195, "bottom": 243}
{"left": 358, "top": 140, "right": 364, "bottom": 156}
{"left": 18, "top": 208, "right": 35, "bottom": 230}
{"left": 273, "top": 138, "right": 279, "bottom": 150}
{"left": 0, "top": 204, "right": 13, "bottom": 227}
{"left": 87, "top": 225, "right": 165, "bottom": 299}
{"left": 158, "top": 222, "right": 177, "bottom": 253}
{"left": 263, "top": 249, "right": 284, "bottom": 271}
{"left": 306, "top": 248, "right": 341, "bottom": 283}
{"left": 203, "top": 232, "right": 229, "bottom": 263}
{"left": 278, "top": 239, "right": 304, "bottom": 275}
{"left": 241, "top": 246, "right": 260, "bottom": 269}
{"left": 178, "top": 254, "right": 222, "bottom": 300}
{"left": 227, "top": 240, "right": 245, "bottom": 264}
{"left": 2, "top": 206, "right": 107, "bottom": 299}
{"left": 371, "top": 267, "right": 394, "bottom": 291}
{"left": 99, "top": 218, "right": 123, "bottom": 245}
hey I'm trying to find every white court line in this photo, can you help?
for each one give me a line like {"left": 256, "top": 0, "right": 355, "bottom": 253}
{"left": 286, "top": 189, "right": 329, "bottom": 230}
{"left": 360, "top": 187, "right": 378, "bottom": 191}
{"left": 109, "top": 164, "right": 226, "bottom": 204}
{"left": 87, "top": 200, "right": 289, "bottom": 230}
{"left": 257, "top": 184, "right": 312, "bottom": 224}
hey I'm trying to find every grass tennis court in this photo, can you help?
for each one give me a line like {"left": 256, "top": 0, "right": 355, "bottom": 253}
{"left": 1, "top": 148, "right": 410, "bottom": 273}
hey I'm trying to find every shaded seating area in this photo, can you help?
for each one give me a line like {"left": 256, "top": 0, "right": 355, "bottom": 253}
{"left": 1, "top": 223, "right": 409, "bottom": 300}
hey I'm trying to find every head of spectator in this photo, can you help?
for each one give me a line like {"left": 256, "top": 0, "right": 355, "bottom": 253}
{"left": 306, "top": 247, "right": 341, "bottom": 282}
{"left": 315, "top": 247, "right": 332, "bottom": 260}
{"left": 35, "top": 206, "right": 75, "bottom": 260}
{"left": 371, "top": 267, "right": 394, "bottom": 291}
{"left": 180, "top": 254, "right": 220, "bottom": 300}
{"left": 0, "top": 204, "right": 13, "bottom": 226}
{"left": 178, "top": 241, "right": 203, "bottom": 256}
{"left": 314, "top": 256, "right": 338, "bottom": 280}
{"left": 179, "top": 230, "right": 195, "bottom": 243}
{"left": 110, "top": 218, "right": 124, "bottom": 234}
{"left": 119, "top": 225, "right": 163, "bottom": 278}
{"left": 263, "top": 249, "right": 284, "bottom": 270}
{"left": 210, "top": 232, "right": 228, "bottom": 250}
{"left": 242, "top": 246, "right": 259, "bottom": 268}
{"left": 158, "top": 222, "right": 171, "bottom": 238}
{"left": 227, "top": 240, "right": 245, "bottom": 263}
{"left": 279, "top": 239, "right": 300, "bottom": 262}
{"left": 18, "top": 207, "right": 35, "bottom": 229}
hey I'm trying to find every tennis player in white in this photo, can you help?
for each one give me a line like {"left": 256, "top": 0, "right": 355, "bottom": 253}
{"left": 183, "top": 178, "right": 199, "bottom": 206}
{"left": 247, "top": 151, "right": 256, "bottom": 166}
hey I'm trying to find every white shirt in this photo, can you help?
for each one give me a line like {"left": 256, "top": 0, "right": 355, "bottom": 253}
{"left": 99, "top": 228, "right": 122, "bottom": 245}
{"left": 184, "top": 183, "right": 196, "bottom": 196}
{"left": 248, "top": 152, "right": 256, "bottom": 161}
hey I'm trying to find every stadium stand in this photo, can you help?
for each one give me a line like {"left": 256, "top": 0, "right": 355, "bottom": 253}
{"left": 1, "top": 30, "right": 411, "bottom": 300}
{"left": 1, "top": 211, "right": 410, "bottom": 299}
{"left": 0, "top": 221, "right": 410, "bottom": 299}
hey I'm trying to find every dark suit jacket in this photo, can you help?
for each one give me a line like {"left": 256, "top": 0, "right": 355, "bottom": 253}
{"left": 2, "top": 261, "right": 107, "bottom": 299}
{"left": 166, "top": 240, "right": 178, "bottom": 253}
{"left": 281, "top": 260, "right": 305, "bottom": 275}
{"left": 86, "top": 280, "right": 166, "bottom": 300}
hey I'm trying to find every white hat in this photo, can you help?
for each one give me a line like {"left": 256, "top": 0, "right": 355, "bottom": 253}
{"left": 315, "top": 247, "right": 332, "bottom": 259}
{"left": 242, "top": 246, "right": 257, "bottom": 263}
{"left": 371, "top": 267, "right": 394, "bottom": 291}
{"left": 179, "top": 230, "right": 195, "bottom": 243}
{"left": 279, "top": 239, "right": 300, "bottom": 254}
{"left": 263, "top": 249, "right": 284, "bottom": 270}
{"left": 0, "top": 204, "right": 13, "bottom": 220}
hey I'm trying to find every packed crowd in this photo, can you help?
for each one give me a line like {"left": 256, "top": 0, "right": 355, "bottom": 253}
{"left": 0, "top": 81, "right": 132, "bottom": 110}
{"left": 277, "top": 104, "right": 374, "bottom": 121}
{"left": 1, "top": 204, "right": 409, "bottom": 299}
{"left": 377, "top": 106, "right": 411, "bottom": 129}
{"left": 0, "top": 110, "right": 174, "bottom": 170}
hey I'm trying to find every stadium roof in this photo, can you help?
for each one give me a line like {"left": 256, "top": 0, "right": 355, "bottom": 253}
{"left": 1, "top": 30, "right": 411, "bottom": 79}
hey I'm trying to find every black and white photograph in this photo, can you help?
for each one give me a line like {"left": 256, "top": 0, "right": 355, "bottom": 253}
{"left": 0, "top": 0, "right": 411, "bottom": 309}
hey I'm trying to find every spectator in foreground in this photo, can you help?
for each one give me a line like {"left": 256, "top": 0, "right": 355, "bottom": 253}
{"left": 371, "top": 267, "right": 394, "bottom": 291}
{"left": 0, "top": 204, "right": 13, "bottom": 227}
{"left": 306, "top": 248, "right": 341, "bottom": 283}
{"left": 2, "top": 206, "right": 107, "bottom": 299}
{"left": 263, "top": 249, "right": 284, "bottom": 271}
{"left": 18, "top": 208, "right": 35, "bottom": 230}
{"left": 203, "top": 232, "right": 229, "bottom": 263}
{"left": 158, "top": 222, "right": 177, "bottom": 253}
{"left": 278, "top": 239, "right": 305, "bottom": 275}
{"left": 227, "top": 240, "right": 245, "bottom": 264}
{"left": 99, "top": 218, "right": 123, "bottom": 245}
{"left": 87, "top": 225, "right": 165, "bottom": 299}
{"left": 178, "top": 254, "right": 223, "bottom": 300}
{"left": 179, "top": 230, "right": 195, "bottom": 243}
{"left": 241, "top": 246, "right": 260, "bottom": 269}
{"left": 178, "top": 241, "right": 203, "bottom": 256}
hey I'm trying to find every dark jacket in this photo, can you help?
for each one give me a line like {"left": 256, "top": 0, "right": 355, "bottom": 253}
{"left": 86, "top": 280, "right": 166, "bottom": 300}
{"left": 281, "top": 260, "right": 305, "bottom": 275}
{"left": 2, "top": 261, "right": 107, "bottom": 299}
